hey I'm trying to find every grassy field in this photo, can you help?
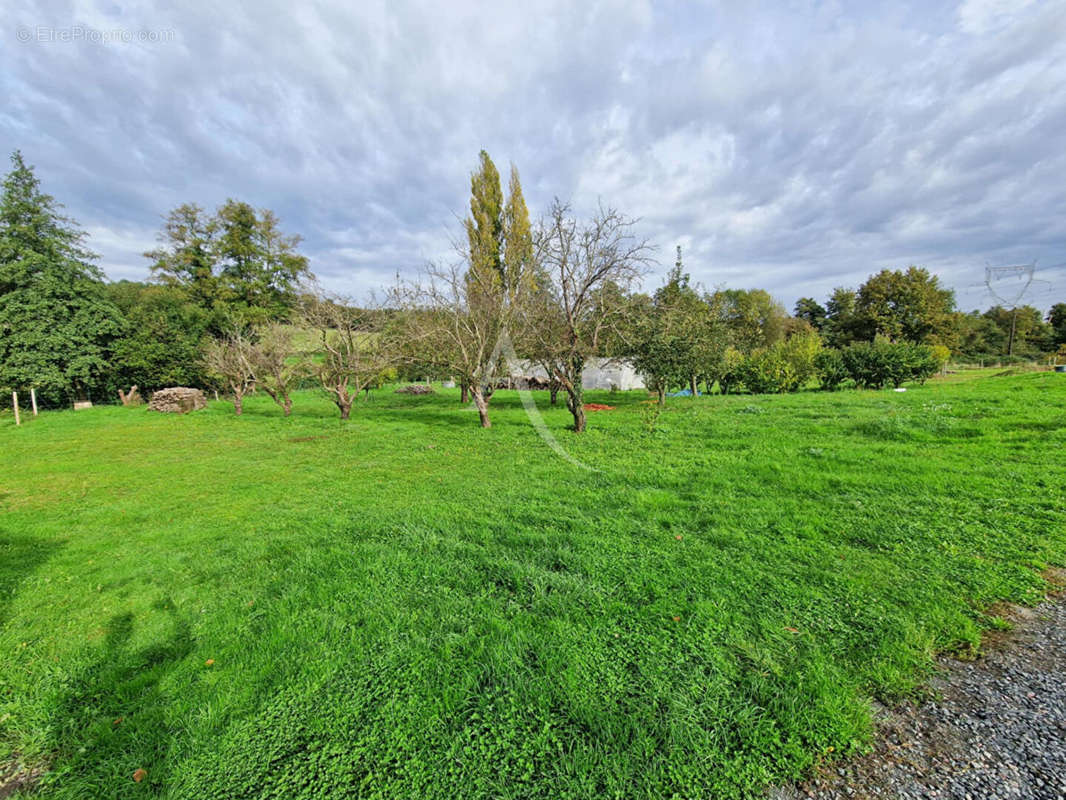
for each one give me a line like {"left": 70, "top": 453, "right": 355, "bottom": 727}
{"left": 1, "top": 372, "right": 1063, "bottom": 798}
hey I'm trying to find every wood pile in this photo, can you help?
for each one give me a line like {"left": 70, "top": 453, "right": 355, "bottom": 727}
{"left": 148, "top": 387, "right": 206, "bottom": 413}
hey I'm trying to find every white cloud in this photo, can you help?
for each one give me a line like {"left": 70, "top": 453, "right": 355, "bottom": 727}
{"left": 957, "top": 0, "right": 1036, "bottom": 34}
{"left": 2, "top": 0, "right": 1064, "bottom": 311}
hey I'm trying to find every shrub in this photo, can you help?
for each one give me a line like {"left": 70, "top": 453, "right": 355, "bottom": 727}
{"left": 930, "top": 344, "right": 951, "bottom": 373}
{"left": 814, "top": 349, "right": 848, "bottom": 390}
{"left": 638, "top": 400, "right": 663, "bottom": 434}
{"left": 840, "top": 341, "right": 884, "bottom": 388}
{"left": 738, "top": 332, "right": 821, "bottom": 394}
{"left": 106, "top": 283, "right": 212, "bottom": 395}
{"left": 367, "top": 367, "right": 399, "bottom": 392}
{"left": 780, "top": 330, "right": 822, "bottom": 387}
{"left": 902, "top": 343, "right": 941, "bottom": 385}
{"left": 739, "top": 348, "right": 795, "bottom": 394}
{"left": 839, "top": 339, "right": 941, "bottom": 388}
{"left": 712, "top": 347, "right": 746, "bottom": 394}
{"left": 879, "top": 339, "right": 911, "bottom": 388}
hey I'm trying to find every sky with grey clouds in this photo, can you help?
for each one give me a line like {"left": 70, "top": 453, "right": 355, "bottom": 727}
{"left": 3, "top": 0, "right": 1065, "bottom": 312}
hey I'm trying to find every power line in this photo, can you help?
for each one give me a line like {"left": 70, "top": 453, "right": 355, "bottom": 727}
{"left": 976, "top": 261, "right": 1056, "bottom": 356}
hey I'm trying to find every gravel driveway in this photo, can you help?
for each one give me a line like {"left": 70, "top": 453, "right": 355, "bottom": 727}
{"left": 773, "top": 582, "right": 1066, "bottom": 800}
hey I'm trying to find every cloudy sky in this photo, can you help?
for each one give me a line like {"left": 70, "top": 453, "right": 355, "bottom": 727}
{"left": 4, "top": 0, "right": 1065, "bottom": 311}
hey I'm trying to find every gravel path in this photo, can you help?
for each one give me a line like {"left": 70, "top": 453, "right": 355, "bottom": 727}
{"left": 773, "top": 585, "right": 1066, "bottom": 800}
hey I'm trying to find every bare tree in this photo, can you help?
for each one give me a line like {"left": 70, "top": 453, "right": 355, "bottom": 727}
{"left": 301, "top": 294, "right": 400, "bottom": 420}
{"left": 247, "top": 324, "right": 305, "bottom": 416}
{"left": 397, "top": 151, "right": 533, "bottom": 424}
{"left": 203, "top": 325, "right": 256, "bottom": 415}
{"left": 397, "top": 257, "right": 521, "bottom": 428}
{"left": 527, "top": 200, "right": 653, "bottom": 432}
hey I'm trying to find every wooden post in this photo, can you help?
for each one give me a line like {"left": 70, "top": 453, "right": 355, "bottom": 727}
{"left": 12, "top": 391, "right": 20, "bottom": 426}
{"left": 30, "top": 387, "right": 37, "bottom": 416}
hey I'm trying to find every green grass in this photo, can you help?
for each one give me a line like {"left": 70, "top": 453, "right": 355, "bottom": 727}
{"left": 1, "top": 373, "right": 1064, "bottom": 798}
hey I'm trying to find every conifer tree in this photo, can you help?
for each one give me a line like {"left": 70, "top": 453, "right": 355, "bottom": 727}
{"left": 0, "top": 151, "right": 121, "bottom": 403}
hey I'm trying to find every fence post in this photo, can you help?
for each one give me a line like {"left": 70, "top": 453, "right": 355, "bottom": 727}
{"left": 12, "top": 391, "right": 20, "bottom": 426}
{"left": 30, "top": 387, "right": 37, "bottom": 416}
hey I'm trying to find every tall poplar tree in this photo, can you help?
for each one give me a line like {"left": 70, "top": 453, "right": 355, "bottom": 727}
{"left": 456, "top": 152, "right": 533, "bottom": 422}
{"left": 502, "top": 165, "right": 533, "bottom": 302}
{"left": 464, "top": 152, "right": 534, "bottom": 303}
{"left": 401, "top": 152, "right": 534, "bottom": 428}
{"left": 0, "top": 151, "right": 121, "bottom": 403}
{"left": 464, "top": 150, "right": 505, "bottom": 284}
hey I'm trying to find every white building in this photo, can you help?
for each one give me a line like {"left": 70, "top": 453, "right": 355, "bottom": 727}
{"left": 579, "top": 359, "right": 645, "bottom": 390}
{"left": 505, "top": 358, "right": 645, "bottom": 391}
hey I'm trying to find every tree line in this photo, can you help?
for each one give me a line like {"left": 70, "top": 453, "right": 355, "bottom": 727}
{"left": 2, "top": 149, "right": 1064, "bottom": 429}
{"left": 794, "top": 275, "right": 1063, "bottom": 360}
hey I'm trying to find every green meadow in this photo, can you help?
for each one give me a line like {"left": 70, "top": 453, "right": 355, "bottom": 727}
{"left": 1, "top": 371, "right": 1063, "bottom": 798}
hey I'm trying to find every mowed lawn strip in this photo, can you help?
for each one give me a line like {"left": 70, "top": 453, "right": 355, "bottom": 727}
{"left": 0, "top": 372, "right": 1063, "bottom": 799}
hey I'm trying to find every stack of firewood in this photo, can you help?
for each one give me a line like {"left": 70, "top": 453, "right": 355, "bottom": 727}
{"left": 147, "top": 387, "right": 206, "bottom": 413}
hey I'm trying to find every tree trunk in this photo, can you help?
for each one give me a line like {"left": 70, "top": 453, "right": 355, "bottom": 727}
{"left": 565, "top": 385, "right": 586, "bottom": 432}
{"left": 461, "top": 381, "right": 469, "bottom": 404}
{"left": 233, "top": 391, "right": 244, "bottom": 416}
{"left": 690, "top": 376, "right": 699, "bottom": 396}
{"left": 283, "top": 397, "right": 292, "bottom": 416}
{"left": 471, "top": 388, "right": 491, "bottom": 428}
{"left": 570, "top": 396, "right": 586, "bottom": 432}
{"left": 549, "top": 385, "right": 559, "bottom": 405}
{"left": 657, "top": 387, "right": 666, "bottom": 406}
{"left": 339, "top": 401, "right": 352, "bottom": 420}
